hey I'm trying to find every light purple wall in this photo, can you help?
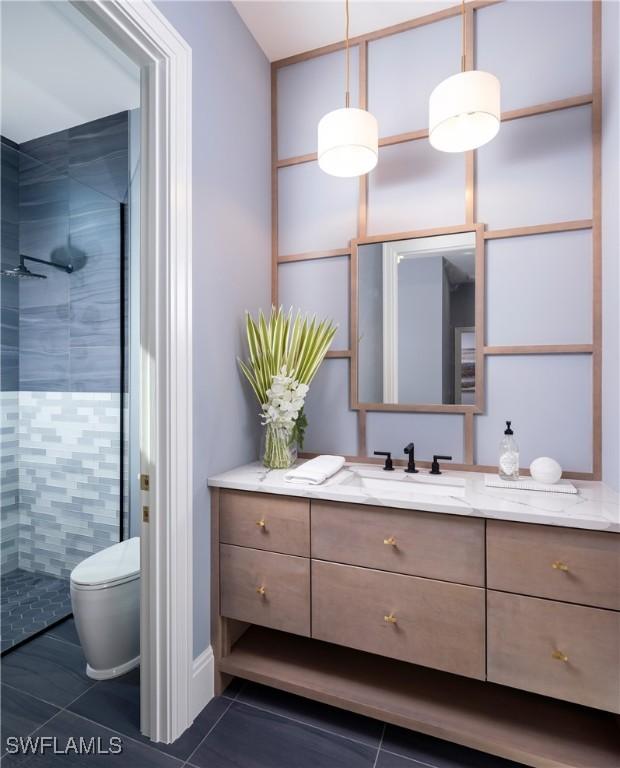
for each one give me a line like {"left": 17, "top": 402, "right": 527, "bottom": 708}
{"left": 156, "top": 0, "right": 271, "bottom": 657}
{"left": 602, "top": 0, "right": 620, "bottom": 491}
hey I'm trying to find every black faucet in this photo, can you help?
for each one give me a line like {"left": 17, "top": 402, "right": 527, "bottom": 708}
{"left": 404, "top": 443, "right": 418, "bottom": 473}
{"left": 430, "top": 455, "right": 452, "bottom": 475}
{"left": 374, "top": 451, "right": 394, "bottom": 471}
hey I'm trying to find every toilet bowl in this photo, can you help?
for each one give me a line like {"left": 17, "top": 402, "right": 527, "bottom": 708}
{"left": 70, "top": 537, "right": 140, "bottom": 680}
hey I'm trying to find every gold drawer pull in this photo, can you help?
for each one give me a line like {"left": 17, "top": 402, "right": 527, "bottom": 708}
{"left": 552, "top": 561, "right": 569, "bottom": 572}
{"left": 256, "top": 585, "right": 266, "bottom": 596}
{"left": 552, "top": 650, "right": 568, "bottom": 663}
{"left": 256, "top": 519, "right": 266, "bottom": 529}
{"left": 384, "top": 612, "right": 397, "bottom": 624}
{"left": 384, "top": 536, "right": 397, "bottom": 547}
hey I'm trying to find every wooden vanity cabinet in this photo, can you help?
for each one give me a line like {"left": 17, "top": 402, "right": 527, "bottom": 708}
{"left": 220, "top": 544, "right": 310, "bottom": 636}
{"left": 312, "top": 559, "right": 486, "bottom": 679}
{"left": 487, "top": 520, "right": 620, "bottom": 610}
{"left": 212, "top": 488, "right": 620, "bottom": 768}
{"left": 311, "top": 500, "right": 485, "bottom": 586}
{"left": 487, "top": 590, "right": 620, "bottom": 712}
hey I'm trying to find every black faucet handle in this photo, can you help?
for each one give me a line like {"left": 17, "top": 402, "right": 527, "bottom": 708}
{"left": 374, "top": 451, "right": 394, "bottom": 471}
{"left": 403, "top": 443, "right": 418, "bottom": 474}
{"left": 430, "top": 455, "right": 453, "bottom": 475}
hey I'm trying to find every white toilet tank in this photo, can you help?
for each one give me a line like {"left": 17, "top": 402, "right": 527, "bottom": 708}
{"left": 71, "top": 537, "right": 140, "bottom": 680}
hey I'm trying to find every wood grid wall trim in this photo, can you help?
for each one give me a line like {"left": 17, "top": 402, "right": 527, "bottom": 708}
{"left": 271, "top": 66, "right": 278, "bottom": 304}
{"left": 278, "top": 248, "right": 350, "bottom": 264}
{"left": 465, "top": 5, "right": 475, "bottom": 225}
{"left": 592, "top": 0, "right": 603, "bottom": 479}
{"left": 272, "top": 1, "right": 602, "bottom": 479}
{"left": 271, "top": 0, "right": 502, "bottom": 69}
{"left": 484, "top": 345, "right": 594, "bottom": 356}
{"left": 483, "top": 220, "right": 593, "bottom": 239}
{"left": 276, "top": 97, "right": 595, "bottom": 169}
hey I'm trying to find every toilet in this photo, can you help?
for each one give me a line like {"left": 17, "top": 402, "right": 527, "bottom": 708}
{"left": 70, "top": 537, "right": 140, "bottom": 680}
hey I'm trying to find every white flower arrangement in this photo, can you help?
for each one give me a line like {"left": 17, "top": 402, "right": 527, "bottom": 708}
{"left": 261, "top": 367, "right": 309, "bottom": 428}
{"left": 239, "top": 307, "right": 337, "bottom": 468}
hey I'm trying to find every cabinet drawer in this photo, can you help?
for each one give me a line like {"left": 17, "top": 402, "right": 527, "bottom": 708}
{"left": 487, "top": 591, "right": 620, "bottom": 713}
{"left": 220, "top": 544, "right": 310, "bottom": 636}
{"left": 312, "top": 560, "right": 485, "bottom": 679}
{"left": 311, "top": 501, "right": 484, "bottom": 586}
{"left": 220, "top": 490, "right": 309, "bottom": 557}
{"left": 487, "top": 521, "right": 620, "bottom": 610}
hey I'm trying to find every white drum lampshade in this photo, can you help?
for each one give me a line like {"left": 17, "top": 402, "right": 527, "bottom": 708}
{"left": 429, "top": 70, "right": 501, "bottom": 153}
{"left": 318, "top": 107, "right": 378, "bottom": 178}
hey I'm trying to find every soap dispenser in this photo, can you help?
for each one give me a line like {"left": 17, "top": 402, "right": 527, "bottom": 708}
{"left": 499, "top": 420, "right": 519, "bottom": 481}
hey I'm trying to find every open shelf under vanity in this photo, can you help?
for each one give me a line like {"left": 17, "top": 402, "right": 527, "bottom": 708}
{"left": 220, "top": 625, "right": 620, "bottom": 768}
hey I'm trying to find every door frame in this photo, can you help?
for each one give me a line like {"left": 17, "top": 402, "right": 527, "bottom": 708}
{"left": 72, "top": 0, "right": 194, "bottom": 743}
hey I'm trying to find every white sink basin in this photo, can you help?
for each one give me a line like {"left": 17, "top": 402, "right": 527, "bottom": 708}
{"left": 337, "top": 469, "right": 466, "bottom": 498}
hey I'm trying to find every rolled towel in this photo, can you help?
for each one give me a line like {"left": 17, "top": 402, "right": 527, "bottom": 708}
{"left": 284, "top": 455, "right": 345, "bottom": 485}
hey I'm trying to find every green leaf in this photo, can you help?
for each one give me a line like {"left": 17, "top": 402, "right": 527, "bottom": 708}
{"left": 239, "top": 307, "right": 338, "bottom": 417}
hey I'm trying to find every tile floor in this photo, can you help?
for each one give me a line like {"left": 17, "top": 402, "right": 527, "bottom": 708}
{"left": 1, "top": 570, "right": 72, "bottom": 652}
{"left": 1, "top": 618, "right": 526, "bottom": 767}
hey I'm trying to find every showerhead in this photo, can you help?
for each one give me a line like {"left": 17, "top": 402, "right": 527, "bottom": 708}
{"left": 0, "top": 263, "right": 47, "bottom": 280}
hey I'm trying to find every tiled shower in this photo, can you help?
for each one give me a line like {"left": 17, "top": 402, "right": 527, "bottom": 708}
{"left": 0, "top": 113, "right": 133, "bottom": 652}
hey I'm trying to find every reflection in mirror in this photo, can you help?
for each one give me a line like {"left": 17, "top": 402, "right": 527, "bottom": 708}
{"left": 358, "top": 231, "right": 476, "bottom": 406}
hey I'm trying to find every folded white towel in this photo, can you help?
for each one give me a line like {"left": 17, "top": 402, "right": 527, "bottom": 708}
{"left": 284, "top": 455, "right": 345, "bottom": 485}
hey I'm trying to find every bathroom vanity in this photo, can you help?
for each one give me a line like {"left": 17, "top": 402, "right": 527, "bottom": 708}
{"left": 208, "top": 464, "right": 620, "bottom": 768}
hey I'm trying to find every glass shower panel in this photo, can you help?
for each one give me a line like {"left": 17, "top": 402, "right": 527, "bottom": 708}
{"left": 0, "top": 127, "right": 127, "bottom": 651}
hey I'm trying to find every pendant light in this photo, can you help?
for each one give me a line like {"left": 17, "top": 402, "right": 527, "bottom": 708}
{"left": 318, "top": 0, "right": 378, "bottom": 177}
{"left": 428, "top": 0, "right": 500, "bottom": 153}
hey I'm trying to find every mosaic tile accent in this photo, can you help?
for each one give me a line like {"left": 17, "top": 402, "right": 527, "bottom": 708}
{"left": 1, "top": 568, "right": 71, "bottom": 652}
{"left": 17, "top": 391, "right": 121, "bottom": 579}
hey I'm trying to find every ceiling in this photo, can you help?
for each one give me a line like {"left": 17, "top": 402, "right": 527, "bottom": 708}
{"left": 233, "top": 0, "right": 453, "bottom": 62}
{"left": 1, "top": 1, "right": 140, "bottom": 144}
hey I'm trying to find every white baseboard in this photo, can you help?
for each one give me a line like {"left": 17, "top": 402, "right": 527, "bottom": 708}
{"left": 191, "top": 646, "right": 215, "bottom": 721}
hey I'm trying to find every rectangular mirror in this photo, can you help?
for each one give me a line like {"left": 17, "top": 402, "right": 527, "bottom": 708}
{"left": 354, "top": 229, "right": 481, "bottom": 410}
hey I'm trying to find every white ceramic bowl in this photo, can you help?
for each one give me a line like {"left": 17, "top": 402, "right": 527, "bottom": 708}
{"left": 529, "top": 457, "right": 562, "bottom": 484}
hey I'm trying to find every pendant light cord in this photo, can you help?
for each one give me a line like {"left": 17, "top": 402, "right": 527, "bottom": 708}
{"left": 345, "top": 0, "right": 350, "bottom": 108}
{"left": 461, "top": 0, "right": 466, "bottom": 72}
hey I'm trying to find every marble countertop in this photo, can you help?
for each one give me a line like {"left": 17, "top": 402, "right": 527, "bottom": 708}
{"left": 208, "top": 462, "right": 620, "bottom": 533}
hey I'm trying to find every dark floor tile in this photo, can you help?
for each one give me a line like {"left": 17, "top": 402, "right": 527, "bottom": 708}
{"left": 188, "top": 701, "right": 377, "bottom": 768}
{"left": 47, "top": 618, "right": 80, "bottom": 647}
{"left": 1, "top": 685, "right": 59, "bottom": 755}
{"left": 69, "top": 668, "right": 230, "bottom": 761}
{"left": 382, "top": 726, "right": 526, "bottom": 768}
{"left": 0, "top": 634, "right": 93, "bottom": 708}
{"left": 375, "top": 752, "right": 417, "bottom": 768}
{"left": 220, "top": 676, "right": 245, "bottom": 700}
{"left": 237, "top": 682, "right": 383, "bottom": 748}
{"left": 1, "top": 710, "right": 182, "bottom": 768}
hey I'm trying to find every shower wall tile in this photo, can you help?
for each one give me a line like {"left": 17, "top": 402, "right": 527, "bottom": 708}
{"left": 1, "top": 308, "right": 19, "bottom": 391}
{"left": 19, "top": 306, "right": 71, "bottom": 391}
{"left": 70, "top": 347, "right": 120, "bottom": 392}
{"left": 17, "top": 112, "right": 128, "bottom": 394}
{"left": 17, "top": 391, "right": 121, "bottom": 579}
{"left": 1, "top": 139, "right": 20, "bottom": 391}
{"left": 69, "top": 187, "right": 121, "bottom": 351}
{"left": 19, "top": 130, "right": 69, "bottom": 175}
{"left": 1, "top": 392, "right": 20, "bottom": 572}
{"left": 68, "top": 112, "right": 130, "bottom": 203}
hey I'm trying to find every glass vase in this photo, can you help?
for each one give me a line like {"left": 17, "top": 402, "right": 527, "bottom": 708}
{"left": 261, "top": 422, "right": 297, "bottom": 469}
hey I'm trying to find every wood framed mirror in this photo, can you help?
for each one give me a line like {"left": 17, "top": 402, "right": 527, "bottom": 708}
{"left": 350, "top": 224, "right": 485, "bottom": 413}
